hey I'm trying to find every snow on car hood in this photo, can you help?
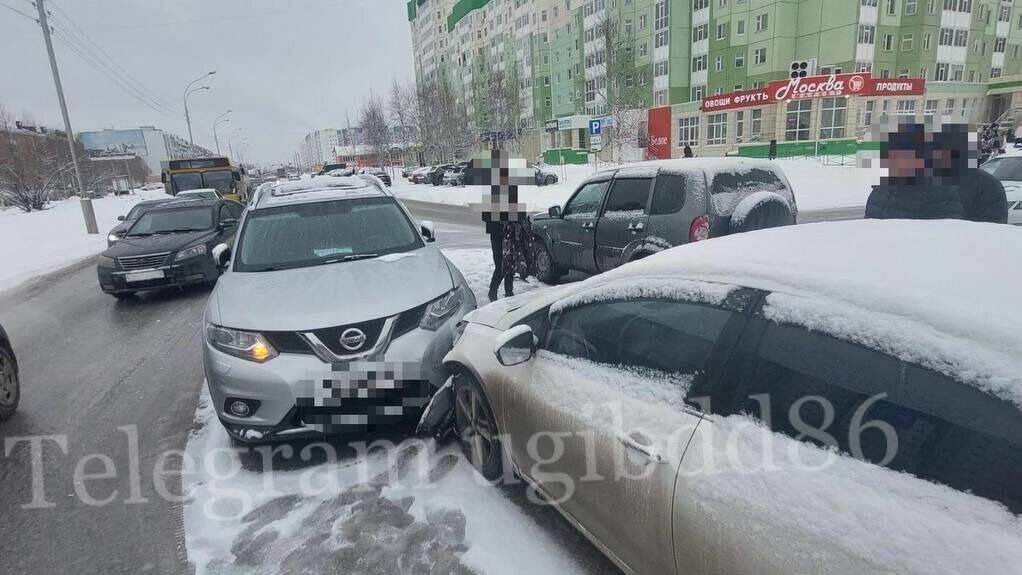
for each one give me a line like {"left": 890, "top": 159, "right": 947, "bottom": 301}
{"left": 210, "top": 246, "right": 453, "bottom": 331}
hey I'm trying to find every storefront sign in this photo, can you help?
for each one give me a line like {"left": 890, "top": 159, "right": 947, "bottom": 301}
{"left": 556, "top": 114, "right": 593, "bottom": 131}
{"left": 701, "top": 73, "right": 926, "bottom": 113}
{"left": 646, "top": 106, "right": 672, "bottom": 160}
{"left": 544, "top": 119, "right": 559, "bottom": 132}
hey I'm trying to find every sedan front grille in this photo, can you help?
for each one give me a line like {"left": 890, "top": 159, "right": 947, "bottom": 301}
{"left": 117, "top": 252, "right": 170, "bottom": 270}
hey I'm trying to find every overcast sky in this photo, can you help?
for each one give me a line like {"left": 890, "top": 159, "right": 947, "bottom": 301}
{"left": 0, "top": 0, "right": 414, "bottom": 165}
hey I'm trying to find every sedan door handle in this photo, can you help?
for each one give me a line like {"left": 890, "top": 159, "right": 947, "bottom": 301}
{"left": 616, "top": 430, "right": 665, "bottom": 464}
{"left": 582, "top": 221, "right": 594, "bottom": 230}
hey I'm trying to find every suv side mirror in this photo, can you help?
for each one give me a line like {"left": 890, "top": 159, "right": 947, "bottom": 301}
{"left": 117, "top": 215, "right": 126, "bottom": 221}
{"left": 494, "top": 324, "right": 536, "bottom": 366}
{"left": 420, "top": 220, "right": 436, "bottom": 242}
{"left": 219, "top": 218, "right": 239, "bottom": 230}
{"left": 548, "top": 205, "right": 562, "bottom": 218}
{"left": 211, "top": 243, "right": 231, "bottom": 268}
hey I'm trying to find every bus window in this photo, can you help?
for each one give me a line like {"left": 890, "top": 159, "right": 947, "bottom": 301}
{"left": 203, "top": 170, "right": 235, "bottom": 196}
{"left": 171, "top": 172, "right": 203, "bottom": 194}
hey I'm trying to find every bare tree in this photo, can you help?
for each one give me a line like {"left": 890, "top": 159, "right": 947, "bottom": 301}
{"left": 415, "top": 78, "right": 474, "bottom": 164}
{"left": 0, "top": 104, "right": 75, "bottom": 212}
{"left": 389, "top": 78, "right": 412, "bottom": 150}
{"left": 593, "top": 18, "right": 647, "bottom": 162}
{"left": 360, "top": 92, "right": 392, "bottom": 170}
{"left": 477, "top": 68, "right": 525, "bottom": 154}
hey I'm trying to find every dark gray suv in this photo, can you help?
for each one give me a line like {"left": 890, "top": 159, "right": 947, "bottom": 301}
{"left": 531, "top": 158, "right": 797, "bottom": 283}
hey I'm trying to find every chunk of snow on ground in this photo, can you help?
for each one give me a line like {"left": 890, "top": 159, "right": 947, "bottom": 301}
{"left": 441, "top": 248, "right": 547, "bottom": 304}
{"left": 0, "top": 189, "right": 170, "bottom": 293}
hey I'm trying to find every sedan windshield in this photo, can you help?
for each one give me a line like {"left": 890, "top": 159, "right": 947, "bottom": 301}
{"left": 235, "top": 197, "right": 423, "bottom": 272}
{"left": 127, "top": 207, "right": 214, "bottom": 236}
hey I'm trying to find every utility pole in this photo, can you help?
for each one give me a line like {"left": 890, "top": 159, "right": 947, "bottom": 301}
{"left": 35, "top": 0, "right": 97, "bottom": 233}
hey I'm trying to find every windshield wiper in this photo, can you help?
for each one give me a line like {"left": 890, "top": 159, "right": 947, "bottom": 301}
{"left": 152, "top": 228, "right": 208, "bottom": 234}
{"left": 322, "top": 253, "right": 379, "bottom": 264}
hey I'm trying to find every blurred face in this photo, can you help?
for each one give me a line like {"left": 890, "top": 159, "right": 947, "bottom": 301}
{"left": 885, "top": 148, "right": 925, "bottom": 179}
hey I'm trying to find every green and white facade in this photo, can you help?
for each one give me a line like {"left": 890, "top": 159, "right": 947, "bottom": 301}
{"left": 409, "top": 0, "right": 1022, "bottom": 159}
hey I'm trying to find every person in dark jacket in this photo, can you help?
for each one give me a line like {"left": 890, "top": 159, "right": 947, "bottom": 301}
{"left": 934, "top": 123, "right": 1008, "bottom": 223}
{"left": 683, "top": 145, "right": 694, "bottom": 158}
{"left": 865, "top": 120, "right": 965, "bottom": 220}
{"left": 768, "top": 139, "right": 777, "bottom": 160}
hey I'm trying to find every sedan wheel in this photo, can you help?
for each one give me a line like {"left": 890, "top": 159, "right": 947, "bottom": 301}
{"left": 0, "top": 345, "right": 20, "bottom": 418}
{"left": 453, "top": 374, "right": 503, "bottom": 481}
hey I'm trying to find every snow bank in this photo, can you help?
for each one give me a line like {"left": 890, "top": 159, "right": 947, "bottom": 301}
{"left": 0, "top": 190, "right": 170, "bottom": 293}
{"left": 605, "top": 219, "right": 1022, "bottom": 403}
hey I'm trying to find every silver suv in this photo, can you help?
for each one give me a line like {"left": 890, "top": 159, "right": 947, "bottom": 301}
{"left": 202, "top": 175, "right": 476, "bottom": 442}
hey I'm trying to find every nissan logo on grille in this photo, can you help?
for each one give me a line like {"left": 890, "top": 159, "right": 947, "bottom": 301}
{"left": 339, "top": 328, "right": 367, "bottom": 351}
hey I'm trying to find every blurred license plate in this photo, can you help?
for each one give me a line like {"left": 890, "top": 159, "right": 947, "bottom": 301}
{"left": 125, "top": 270, "right": 164, "bottom": 282}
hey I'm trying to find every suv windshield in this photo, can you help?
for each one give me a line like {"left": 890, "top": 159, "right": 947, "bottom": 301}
{"left": 127, "top": 206, "right": 214, "bottom": 236}
{"left": 235, "top": 196, "right": 423, "bottom": 272}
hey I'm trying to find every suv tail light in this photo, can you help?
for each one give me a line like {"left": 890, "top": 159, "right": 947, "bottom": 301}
{"left": 689, "top": 215, "right": 710, "bottom": 243}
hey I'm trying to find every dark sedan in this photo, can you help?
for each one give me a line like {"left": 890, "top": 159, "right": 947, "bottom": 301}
{"left": 97, "top": 199, "right": 244, "bottom": 299}
{"left": 107, "top": 198, "right": 173, "bottom": 246}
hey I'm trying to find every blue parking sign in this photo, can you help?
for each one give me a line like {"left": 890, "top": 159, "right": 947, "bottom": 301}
{"left": 589, "top": 120, "right": 601, "bottom": 136}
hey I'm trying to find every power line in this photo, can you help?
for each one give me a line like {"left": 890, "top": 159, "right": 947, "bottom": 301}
{"left": 0, "top": 1, "right": 36, "bottom": 22}
{"left": 47, "top": 0, "right": 179, "bottom": 113}
{"left": 49, "top": 28, "right": 179, "bottom": 119}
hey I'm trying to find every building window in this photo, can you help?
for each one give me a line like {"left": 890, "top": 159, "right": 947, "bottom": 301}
{"left": 819, "top": 97, "right": 847, "bottom": 139}
{"left": 928, "top": 0, "right": 936, "bottom": 13}
{"left": 706, "top": 113, "right": 727, "bottom": 145}
{"left": 883, "top": 34, "right": 893, "bottom": 51}
{"left": 862, "top": 0, "right": 878, "bottom": 5}
{"left": 755, "top": 13, "right": 768, "bottom": 32}
{"left": 935, "top": 62, "right": 949, "bottom": 80}
{"left": 887, "top": 0, "right": 896, "bottom": 15}
{"left": 656, "top": 60, "right": 669, "bottom": 76}
{"left": 693, "top": 85, "right": 705, "bottom": 101}
{"left": 896, "top": 99, "right": 916, "bottom": 116}
{"left": 655, "top": 89, "right": 667, "bottom": 106}
{"left": 639, "top": 43, "right": 647, "bottom": 56}
{"left": 692, "top": 55, "right": 707, "bottom": 72}
{"left": 751, "top": 108, "right": 762, "bottom": 140}
{"left": 785, "top": 99, "right": 813, "bottom": 141}
{"left": 951, "top": 63, "right": 964, "bottom": 81}
{"left": 991, "top": 67, "right": 1003, "bottom": 78}
{"left": 901, "top": 34, "right": 913, "bottom": 51}
{"left": 862, "top": 99, "right": 876, "bottom": 126}
{"left": 735, "top": 52, "right": 745, "bottom": 68}
{"left": 694, "top": 0, "right": 709, "bottom": 9}
{"left": 923, "top": 33, "right": 931, "bottom": 50}
{"left": 954, "top": 29, "right": 968, "bottom": 47}
{"left": 715, "top": 55, "right": 724, "bottom": 71}
{"left": 924, "top": 99, "right": 938, "bottom": 116}
{"left": 735, "top": 110, "right": 745, "bottom": 143}
{"left": 905, "top": 0, "right": 917, "bottom": 15}
{"left": 994, "top": 37, "right": 1006, "bottom": 53}
{"left": 857, "top": 61, "right": 873, "bottom": 72}
{"left": 737, "top": 19, "right": 746, "bottom": 35}
{"left": 678, "top": 116, "right": 699, "bottom": 146}
{"left": 859, "top": 25, "right": 875, "bottom": 44}
{"left": 999, "top": 4, "right": 1011, "bottom": 22}
{"left": 693, "top": 24, "right": 708, "bottom": 42}
{"left": 655, "top": 30, "right": 668, "bottom": 48}
{"left": 754, "top": 47, "right": 767, "bottom": 65}
{"left": 944, "top": 98, "right": 955, "bottom": 116}
{"left": 717, "top": 23, "right": 728, "bottom": 40}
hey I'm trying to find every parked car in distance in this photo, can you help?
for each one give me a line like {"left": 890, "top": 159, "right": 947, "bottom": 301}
{"left": 176, "top": 188, "right": 223, "bottom": 201}
{"left": 0, "top": 322, "right": 19, "bottom": 422}
{"left": 534, "top": 164, "right": 559, "bottom": 186}
{"left": 363, "top": 167, "right": 392, "bottom": 186}
{"left": 531, "top": 158, "right": 797, "bottom": 283}
{"left": 318, "top": 162, "right": 347, "bottom": 175}
{"left": 202, "top": 175, "right": 475, "bottom": 443}
{"left": 977, "top": 154, "right": 1022, "bottom": 225}
{"left": 410, "top": 166, "right": 434, "bottom": 184}
{"left": 442, "top": 163, "right": 469, "bottom": 186}
{"left": 107, "top": 198, "right": 174, "bottom": 246}
{"left": 440, "top": 219, "right": 1022, "bottom": 575}
{"left": 97, "top": 198, "right": 244, "bottom": 299}
{"left": 429, "top": 163, "right": 455, "bottom": 186}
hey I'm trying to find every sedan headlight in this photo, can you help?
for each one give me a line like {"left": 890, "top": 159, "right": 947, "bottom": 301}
{"left": 107, "top": 233, "right": 121, "bottom": 243}
{"left": 420, "top": 287, "right": 464, "bottom": 330}
{"left": 205, "top": 323, "right": 277, "bottom": 362}
{"left": 175, "top": 244, "right": 207, "bottom": 261}
{"left": 97, "top": 255, "right": 116, "bottom": 268}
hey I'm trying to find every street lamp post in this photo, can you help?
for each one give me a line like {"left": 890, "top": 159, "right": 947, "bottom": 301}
{"left": 183, "top": 71, "right": 215, "bottom": 146}
{"left": 213, "top": 110, "right": 231, "bottom": 155}
{"left": 228, "top": 128, "right": 243, "bottom": 160}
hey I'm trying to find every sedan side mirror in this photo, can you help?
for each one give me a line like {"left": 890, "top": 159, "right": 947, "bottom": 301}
{"left": 494, "top": 324, "right": 536, "bottom": 366}
{"left": 219, "top": 218, "right": 239, "bottom": 230}
{"left": 548, "top": 205, "right": 562, "bottom": 218}
{"left": 420, "top": 220, "right": 436, "bottom": 242}
{"left": 117, "top": 215, "right": 126, "bottom": 221}
{"left": 211, "top": 243, "right": 232, "bottom": 268}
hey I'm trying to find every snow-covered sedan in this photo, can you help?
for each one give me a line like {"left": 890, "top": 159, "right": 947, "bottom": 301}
{"left": 978, "top": 154, "right": 1022, "bottom": 225}
{"left": 439, "top": 219, "right": 1022, "bottom": 575}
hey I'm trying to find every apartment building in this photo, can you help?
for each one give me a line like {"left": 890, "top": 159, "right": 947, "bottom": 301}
{"left": 411, "top": 0, "right": 1022, "bottom": 160}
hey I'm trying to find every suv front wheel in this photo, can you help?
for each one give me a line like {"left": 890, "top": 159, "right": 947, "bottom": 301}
{"left": 533, "top": 238, "right": 564, "bottom": 284}
{"left": 0, "top": 341, "right": 20, "bottom": 421}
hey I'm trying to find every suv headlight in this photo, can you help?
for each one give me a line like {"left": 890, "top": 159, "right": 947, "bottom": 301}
{"left": 175, "top": 244, "right": 207, "bottom": 261}
{"left": 107, "top": 233, "right": 121, "bottom": 243}
{"left": 205, "top": 323, "right": 277, "bottom": 362}
{"left": 98, "top": 255, "right": 116, "bottom": 268}
{"left": 420, "top": 287, "right": 464, "bottom": 330}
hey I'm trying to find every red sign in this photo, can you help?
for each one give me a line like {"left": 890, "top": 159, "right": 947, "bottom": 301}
{"left": 701, "top": 73, "right": 926, "bottom": 112}
{"left": 646, "top": 106, "right": 672, "bottom": 160}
